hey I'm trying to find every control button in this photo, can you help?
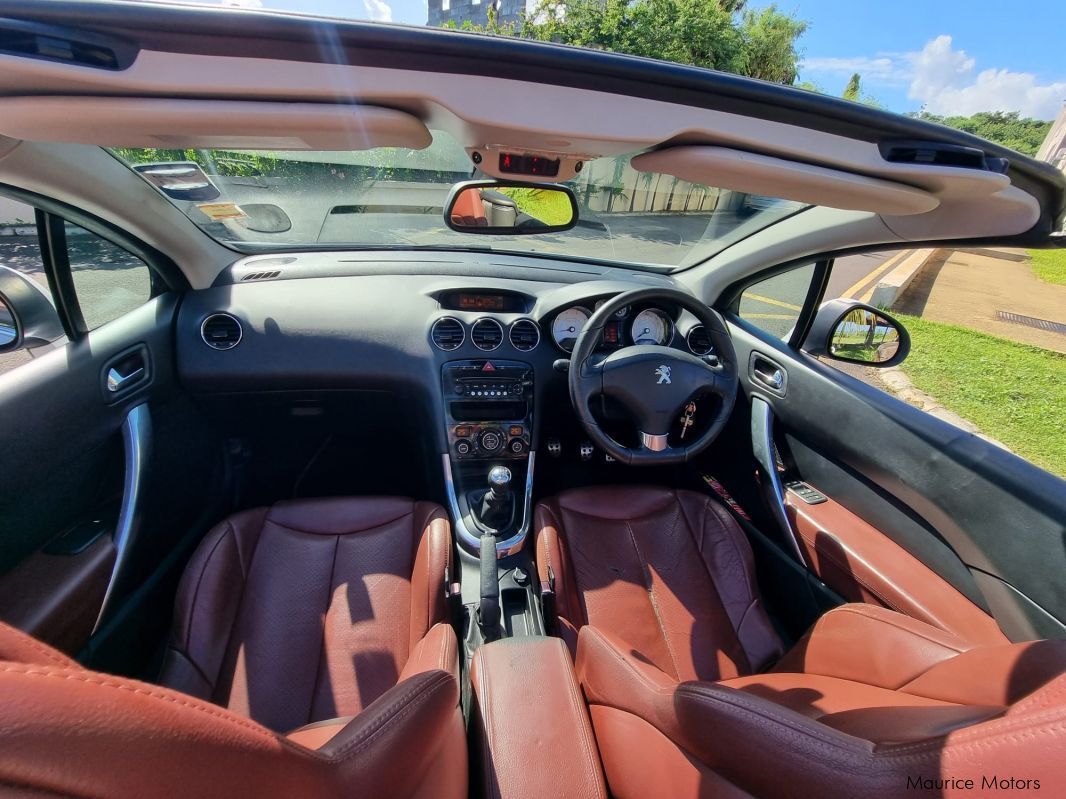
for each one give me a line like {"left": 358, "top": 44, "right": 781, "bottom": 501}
{"left": 454, "top": 425, "right": 471, "bottom": 438}
{"left": 455, "top": 439, "right": 472, "bottom": 457}
{"left": 508, "top": 438, "right": 527, "bottom": 455}
{"left": 479, "top": 429, "right": 504, "bottom": 452}
{"left": 454, "top": 382, "right": 465, "bottom": 395}
{"left": 508, "top": 425, "right": 524, "bottom": 437}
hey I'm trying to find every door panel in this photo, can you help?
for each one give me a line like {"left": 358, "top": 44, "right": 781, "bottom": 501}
{"left": 0, "top": 295, "right": 179, "bottom": 652}
{"left": 728, "top": 319, "right": 1066, "bottom": 642}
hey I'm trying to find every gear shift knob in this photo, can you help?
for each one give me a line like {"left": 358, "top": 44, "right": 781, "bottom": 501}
{"left": 488, "top": 465, "right": 512, "bottom": 500}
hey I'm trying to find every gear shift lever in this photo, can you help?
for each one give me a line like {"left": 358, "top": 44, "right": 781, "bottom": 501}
{"left": 476, "top": 465, "right": 514, "bottom": 531}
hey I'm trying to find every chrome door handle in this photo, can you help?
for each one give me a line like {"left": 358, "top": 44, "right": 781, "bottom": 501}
{"left": 107, "top": 366, "right": 145, "bottom": 392}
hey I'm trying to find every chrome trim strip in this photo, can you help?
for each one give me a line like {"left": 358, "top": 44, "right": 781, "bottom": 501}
{"left": 443, "top": 452, "right": 535, "bottom": 556}
{"left": 750, "top": 397, "right": 806, "bottom": 566}
{"left": 640, "top": 432, "right": 669, "bottom": 451}
{"left": 93, "top": 403, "right": 153, "bottom": 633}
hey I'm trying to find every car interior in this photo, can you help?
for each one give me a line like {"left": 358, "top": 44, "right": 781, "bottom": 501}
{"left": 0, "top": 2, "right": 1065, "bottom": 798}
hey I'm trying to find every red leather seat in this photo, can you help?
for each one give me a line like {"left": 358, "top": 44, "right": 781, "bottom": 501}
{"left": 0, "top": 497, "right": 467, "bottom": 798}
{"left": 536, "top": 486, "right": 1066, "bottom": 798}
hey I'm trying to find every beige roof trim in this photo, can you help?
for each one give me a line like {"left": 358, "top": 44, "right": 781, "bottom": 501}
{"left": 632, "top": 146, "right": 941, "bottom": 216}
{"left": 0, "top": 97, "right": 432, "bottom": 150}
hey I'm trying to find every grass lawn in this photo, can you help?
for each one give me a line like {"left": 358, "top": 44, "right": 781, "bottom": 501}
{"left": 895, "top": 314, "right": 1066, "bottom": 478}
{"left": 1028, "top": 248, "right": 1066, "bottom": 286}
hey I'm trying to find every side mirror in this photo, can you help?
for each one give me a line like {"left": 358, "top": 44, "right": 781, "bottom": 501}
{"left": 0, "top": 265, "right": 65, "bottom": 354}
{"left": 804, "top": 298, "right": 910, "bottom": 367}
{"left": 444, "top": 180, "right": 578, "bottom": 234}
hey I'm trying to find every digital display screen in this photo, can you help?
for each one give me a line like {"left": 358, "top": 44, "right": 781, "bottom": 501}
{"left": 458, "top": 294, "right": 506, "bottom": 311}
{"left": 499, "top": 153, "right": 561, "bottom": 177}
{"left": 602, "top": 322, "right": 620, "bottom": 345}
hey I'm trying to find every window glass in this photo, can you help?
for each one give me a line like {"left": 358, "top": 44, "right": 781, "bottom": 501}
{"left": 819, "top": 248, "right": 1066, "bottom": 478}
{"left": 0, "top": 198, "right": 64, "bottom": 375}
{"left": 737, "top": 262, "right": 815, "bottom": 340}
{"left": 66, "top": 221, "right": 153, "bottom": 330}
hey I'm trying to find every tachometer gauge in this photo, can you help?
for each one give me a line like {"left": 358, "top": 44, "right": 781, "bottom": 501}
{"left": 630, "top": 309, "right": 671, "bottom": 345}
{"left": 552, "top": 306, "right": 591, "bottom": 352}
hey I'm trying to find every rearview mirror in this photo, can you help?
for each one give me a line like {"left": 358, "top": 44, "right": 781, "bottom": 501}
{"left": 0, "top": 297, "right": 16, "bottom": 351}
{"left": 803, "top": 298, "right": 910, "bottom": 367}
{"left": 444, "top": 180, "right": 578, "bottom": 234}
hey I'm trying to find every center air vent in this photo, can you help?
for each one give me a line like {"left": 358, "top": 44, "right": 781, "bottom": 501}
{"left": 686, "top": 325, "right": 714, "bottom": 356}
{"left": 201, "top": 313, "right": 243, "bottom": 351}
{"left": 509, "top": 319, "right": 540, "bottom": 352}
{"left": 471, "top": 318, "right": 504, "bottom": 351}
{"left": 431, "top": 317, "right": 465, "bottom": 351}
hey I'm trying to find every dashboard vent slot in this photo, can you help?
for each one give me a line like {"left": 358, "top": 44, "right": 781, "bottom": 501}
{"left": 686, "top": 325, "right": 714, "bottom": 356}
{"left": 200, "top": 313, "right": 243, "bottom": 351}
{"left": 471, "top": 318, "right": 504, "bottom": 351}
{"left": 509, "top": 319, "right": 540, "bottom": 352}
{"left": 241, "top": 270, "right": 281, "bottom": 282}
{"left": 431, "top": 317, "right": 465, "bottom": 351}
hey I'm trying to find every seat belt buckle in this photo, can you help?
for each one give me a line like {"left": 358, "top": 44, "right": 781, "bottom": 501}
{"left": 540, "top": 565, "right": 557, "bottom": 633}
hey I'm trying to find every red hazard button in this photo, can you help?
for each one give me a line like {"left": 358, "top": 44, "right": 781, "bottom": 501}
{"left": 482, "top": 362, "right": 496, "bottom": 371}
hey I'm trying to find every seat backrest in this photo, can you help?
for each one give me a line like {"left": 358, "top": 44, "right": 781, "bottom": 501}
{"left": 535, "top": 486, "right": 782, "bottom": 682}
{"left": 159, "top": 497, "right": 451, "bottom": 732}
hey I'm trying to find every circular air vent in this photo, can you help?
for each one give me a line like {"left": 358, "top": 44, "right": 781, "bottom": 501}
{"left": 686, "top": 325, "right": 714, "bottom": 356}
{"left": 430, "top": 317, "right": 465, "bottom": 351}
{"left": 508, "top": 319, "right": 540, "bottom": 352}
{"left": 200, "top": 313, "right": 243, "bottom": 351}
{"left": 471, "top": 318, "right": 504, "bottom": 351}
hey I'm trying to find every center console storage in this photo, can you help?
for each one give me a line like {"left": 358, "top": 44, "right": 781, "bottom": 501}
{"left": 469, "top": 637, "right": 608, "bottom": 799}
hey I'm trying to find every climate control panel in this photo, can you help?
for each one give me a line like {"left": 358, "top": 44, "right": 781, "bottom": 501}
{"left": 442, "top": 359, "right": 532, "bottom": 460}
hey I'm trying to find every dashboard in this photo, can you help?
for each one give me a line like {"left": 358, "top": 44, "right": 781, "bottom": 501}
{"left": 176, "top": 250, "right": 718, "bottom": 457}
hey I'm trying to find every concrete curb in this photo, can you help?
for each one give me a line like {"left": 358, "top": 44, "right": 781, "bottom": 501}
{"left": 876, "top": 367, "right": 1012, "bottom": 452}
{"left": 869, "top": 248, "right": 939, "bottom": 309}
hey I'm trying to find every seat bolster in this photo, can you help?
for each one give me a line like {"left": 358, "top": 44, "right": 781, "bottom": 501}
{"left": 160, "top": 506, "right": 269, "bottom": 699}
{"left": 772, "top": 603, "right": 973, "bottom": 689}
{"left": 408, "top": 502, "right": 452, "bottom": 650}
{"left": 398, "top": 622, "right": 459, "bottom": 684}
{"left": 0, "top": 619, "right": 79, "bottom": 668}
{"left": 313, "top": 670, "right": 467, "bottom": 799}
{"left": 534, "top": 499, "right": 587, "bottom": 650}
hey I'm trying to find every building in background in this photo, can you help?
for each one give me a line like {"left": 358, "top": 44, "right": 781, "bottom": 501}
{"left": 1036, "top": 104, "right": 1066, "bottom": 177}
{"left": 427, "top": 0, "right": 528, "bottom": 28}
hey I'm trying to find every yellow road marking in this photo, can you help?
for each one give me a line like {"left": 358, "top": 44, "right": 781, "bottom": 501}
{"left": 841, "top": 250, "right": 908, "bottom": 300}
{"left": 745, "top": 293, "right": 802, "bottom": 312}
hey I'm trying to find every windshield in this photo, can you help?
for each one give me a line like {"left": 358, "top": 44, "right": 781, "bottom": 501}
{"left": 110, "top": 131, "right": 805, "bottom": 271}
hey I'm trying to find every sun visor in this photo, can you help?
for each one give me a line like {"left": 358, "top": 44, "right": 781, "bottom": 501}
{"left": 0, "top": 97, "right": 432, "bottom": 150}
{"left": 632, "top": 146, "right": 940, "bottom": 216}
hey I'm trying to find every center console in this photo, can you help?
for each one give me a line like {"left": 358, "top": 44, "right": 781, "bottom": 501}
{"left": 440, "top": 359, "right": 535, "bottom": 556}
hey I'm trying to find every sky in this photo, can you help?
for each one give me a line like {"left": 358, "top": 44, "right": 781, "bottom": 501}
{"left": 194, "top": 0, "right": 1066, "bottom": 120}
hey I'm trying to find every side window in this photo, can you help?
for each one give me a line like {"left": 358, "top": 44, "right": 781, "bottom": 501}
{"left": 818, "top": 247, "right": 1065, "bottom": 479}
{"left": 65, "top": 220, "right": 153, "bottom": 330}
{"left": 737, "top": 262, "right": 816, "bottom": 340}
{"left": 0, "top": 197, "right": 66, "bottom": 376}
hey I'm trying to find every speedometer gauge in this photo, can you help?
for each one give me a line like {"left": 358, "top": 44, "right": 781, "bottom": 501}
{"left": 631, "top": 309, "right": 671, "bottom": 345}
{"left": 552, "top": 307, "right": 591, "bottom": 352}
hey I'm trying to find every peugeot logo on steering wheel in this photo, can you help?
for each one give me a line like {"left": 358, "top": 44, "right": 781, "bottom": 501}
{"left": 655, "top": 365, "right": 672, "bottom": 385}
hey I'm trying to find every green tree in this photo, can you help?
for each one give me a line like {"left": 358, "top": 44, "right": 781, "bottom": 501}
{"left": 910, "top": 111, "right": 1052, "bottom": 156}
{"left": 451, "top": 1, "right": 807, "bottom": 85}
{"left": 842, "top": 73, "right": 861, "bottom": 102}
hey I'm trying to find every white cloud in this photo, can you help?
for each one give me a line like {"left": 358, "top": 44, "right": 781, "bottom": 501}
{"left": 907, "top": 36, "right": 1066, "bottom": 118}
{"left": 362, "top": 0, "right": 393, "bottom": 22}
{"left": 802, "top": 35, "right": 1066, "bottom": 119}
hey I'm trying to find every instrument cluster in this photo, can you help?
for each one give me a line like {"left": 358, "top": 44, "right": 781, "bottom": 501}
{"left": 550, "top": 299, "right": 675, "bottom": 353}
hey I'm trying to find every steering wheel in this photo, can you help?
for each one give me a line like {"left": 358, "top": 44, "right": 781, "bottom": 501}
{"left": 568, "top": 287, "right": 738, "bottom": 465}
